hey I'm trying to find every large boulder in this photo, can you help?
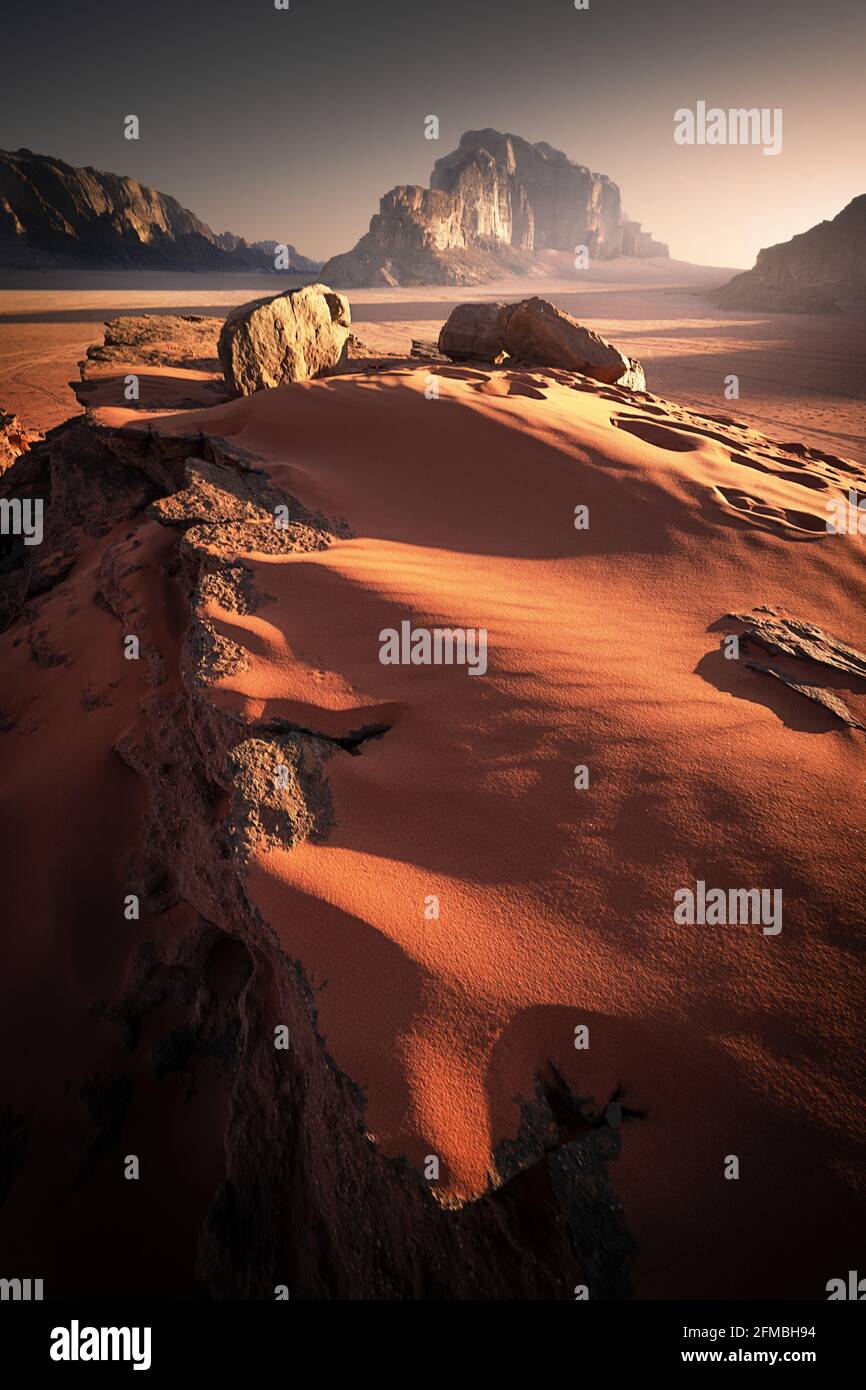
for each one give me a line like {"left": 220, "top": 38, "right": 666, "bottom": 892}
{"left": 437, "top": 296, "right": 646, "bottom": 389}
{"left": 500, "top": 298, "right": 631, "bottom": 382}
{"left": 438, "top": 302, "right": 508, "bottom": 360}
{"left": 218, "top": 284, "right": 351, "bottom": 396}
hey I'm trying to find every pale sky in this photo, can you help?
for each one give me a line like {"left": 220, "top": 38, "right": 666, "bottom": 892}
{"left": 2, "top": 0, "right": 863, "bottom": 268}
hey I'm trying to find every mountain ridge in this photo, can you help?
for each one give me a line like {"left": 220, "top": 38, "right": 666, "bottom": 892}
{"left": 0, "top": 148, "right": 320, "bottom": 273}
{"left": 715, "top": 195, "right": 866, "bottom": 312}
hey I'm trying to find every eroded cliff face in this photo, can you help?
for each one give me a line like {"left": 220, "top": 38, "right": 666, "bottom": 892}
{"left": 0, "top": 147, "right": 319, "bottom": 272}
{"left": 430, "top": 131, "right": 620, "bottom": 255}
{"left": 715, "top": 195, "right": 866, "bottom": 312}
{"left": 322, "top": 129, "right": 668, "bottom": 287}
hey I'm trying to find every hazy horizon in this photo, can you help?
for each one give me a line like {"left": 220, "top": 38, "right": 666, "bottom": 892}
{"left": 2, "top": 0, "right": 864, "bottom": 268}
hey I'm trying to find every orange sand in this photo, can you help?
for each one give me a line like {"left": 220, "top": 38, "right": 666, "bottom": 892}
{"left": 140, "top": 361, "right": 866, "bottom": 1297}
{"left": 2, "top": 262, "right": 864, "bottom": 465}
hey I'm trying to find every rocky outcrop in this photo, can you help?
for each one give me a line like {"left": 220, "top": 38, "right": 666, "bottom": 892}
{"left": 438, "top": 297, "right": 646, "bottom": 389}
{"left": 0, "top": 148, "right": 320, "bottom": 272}
{"left": 72, "top": 315, "right": 230, "bottom": 415}
{"left": 82, "top": 314, "right": 224, "bottom": 374}
{"left": 0, "top": 402, "right": 631, "bottom": 1299}
{"left": 438, "top": 302, "right": 508, "bottom": 361}
{"left": 0, "top": 410, "right": 41, "bottom": 475}
{"left": 322, "top": 129, "right": 668, "bottom": 287}
{"left": 727, "top": 605, "right": 866, "bottom": 679}
{"left": 501, "top": 299, "right": 644, "bottom": 386}
{"left": 714, "top": 196, "right": 866, "bottom": 313}
{"left": 218, "top": 284, "right": 352, "bottom": 395}
{"left": 725, "top": 606, "right": 866, "bottom": 731}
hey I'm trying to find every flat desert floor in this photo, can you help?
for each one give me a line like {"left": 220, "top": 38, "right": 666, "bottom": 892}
{"left": 1, "top": 258, "right": 864, "bottom": 464}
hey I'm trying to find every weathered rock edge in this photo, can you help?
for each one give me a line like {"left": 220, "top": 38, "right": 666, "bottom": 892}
{"left": 0, "top": 414, "right": 635, "bottom": 1299}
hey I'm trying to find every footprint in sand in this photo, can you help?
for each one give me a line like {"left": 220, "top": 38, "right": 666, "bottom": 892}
{"left": 697, "top": 412, "right": 750, "bottom": 428}
{"left": 729, "top": 451, "right": 832, "bottom": 491}
{"left": 611, "top": 416, "right": 701, "bottom": 451}
{"left": 714, "top": 486, "right": 827, "bottom": 535}
{"left": 505, "top": 373, "right": 548, "bottom": 399}
{"left": 474, "top": 372, "right": 548, "bottom": 400}
{"left": 611, "top": 412, "right": 839, "bottom": 532}
{"left": 436, "top": 366, "right": 491, "bottom": 382}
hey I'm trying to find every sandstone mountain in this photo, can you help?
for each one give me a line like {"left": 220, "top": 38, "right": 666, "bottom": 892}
{"left": 321, "top": 129, "right": 668, "bottom": 287}
{"left": 213, "top": 232, "right": 320, "bottom": 275}
{"left": 715, "top": 195, "right": 866, "bottom": 313}
{"left": 0, "top": 148, "right": 321, "bottom": 273}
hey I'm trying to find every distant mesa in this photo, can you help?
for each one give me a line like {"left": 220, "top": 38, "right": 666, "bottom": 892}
{"left": 212, "top": 232, "right": 320, "bottom": 276}
{"left": 321, "top": 128, "right": 669, "bottom": 287}
{"left": 714, "top": 195, "right": 866, "bottom": 313}
{"left": 0, "top": 148, "right": 321, "bottom": 273}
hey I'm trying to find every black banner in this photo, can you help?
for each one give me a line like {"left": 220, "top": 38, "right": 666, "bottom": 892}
{"left": 1, "top": 1299, "right": 861, "bottom": 1376}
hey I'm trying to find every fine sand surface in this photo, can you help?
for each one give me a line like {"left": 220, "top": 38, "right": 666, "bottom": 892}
{"left": 3, "top": 269, "right": 865, "bottom": 1297}
{"left": 2, "top": 259, "right": 864, "bottom": 465}
{"left": 114, "top": 360, "right": 866, "bottom": 1298}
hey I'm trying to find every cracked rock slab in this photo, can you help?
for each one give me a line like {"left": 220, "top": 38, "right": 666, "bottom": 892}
{"left": 729, "top": 605, "right": 866, "bottom": 679}
{"left": 745, "top": 660, "right": 865, "bottom": 730}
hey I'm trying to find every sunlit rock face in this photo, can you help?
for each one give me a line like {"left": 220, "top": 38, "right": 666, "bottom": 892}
{"left": 0, "top": 147, "right": 320, "bottom": 272}
{"left": 322, "top": 129, "right": 668, "bottom": 287}
{"left": 715, "top": 194, "right": 866, "bottom": 313}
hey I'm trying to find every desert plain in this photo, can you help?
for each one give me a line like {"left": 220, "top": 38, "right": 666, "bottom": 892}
{"left": 2, "top": 258, "right": 864, "bottom": 463}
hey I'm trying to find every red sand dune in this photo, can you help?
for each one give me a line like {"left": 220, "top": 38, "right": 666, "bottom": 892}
{"left": 3, "top": 348, "right": 864, "bottom": 1298}
{"left": 136, "top": 362, "right": 866, "bottom": 1296}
